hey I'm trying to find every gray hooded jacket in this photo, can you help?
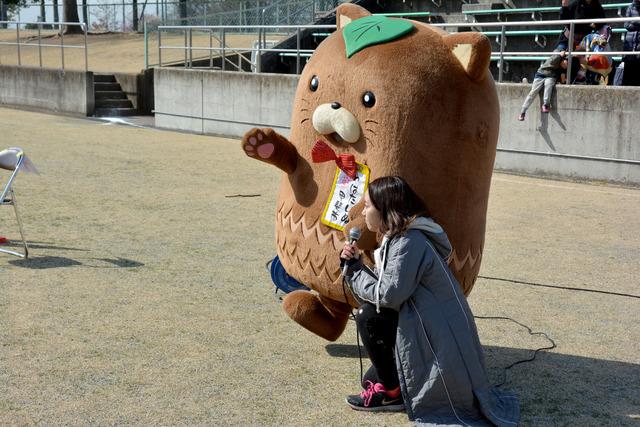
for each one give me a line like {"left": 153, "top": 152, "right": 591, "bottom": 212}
{"left": 347, "top": 217, "right": 520, "bottom": 426}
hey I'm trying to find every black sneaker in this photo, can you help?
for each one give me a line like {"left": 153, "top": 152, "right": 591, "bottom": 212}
{"left": 346, "top": 381, "right": 405, "bottom": 412}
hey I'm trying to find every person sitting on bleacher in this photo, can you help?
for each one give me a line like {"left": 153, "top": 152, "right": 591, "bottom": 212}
{"left": 557, "top": 0, "right": 606, "bottom": 50}
{"left": 621, "top": 0, "right": 640, "bottom": 85}
{"left": 518, "top": 51, "right": 569, "bottom": 121}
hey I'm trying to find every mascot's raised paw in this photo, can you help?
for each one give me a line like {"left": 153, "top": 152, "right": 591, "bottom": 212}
{"left": 243, "top": 129, "right": 273, "bottom": 159}
{"left": 241, "top": 128, "right": 298, "bottom": 175}
{"left": 245, "top": 3, "right": 500, "bottom": 341}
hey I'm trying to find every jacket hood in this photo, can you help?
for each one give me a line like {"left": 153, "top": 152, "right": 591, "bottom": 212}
{"left": 407, "top": 216, "right": 452, "bottom": 259}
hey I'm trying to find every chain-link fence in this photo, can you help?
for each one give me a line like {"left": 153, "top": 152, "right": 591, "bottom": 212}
{"left": 12, "top": 0, "right": 344, "bottom": 33}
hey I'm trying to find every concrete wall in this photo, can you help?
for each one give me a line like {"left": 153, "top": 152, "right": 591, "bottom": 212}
{"left": 154, "top": 69, "right": 640, "bottom": 185}
{"left": 497, "top": 83, "right": 639, "bottom": 184}
{"left": 0, "top": 65, "right": 94, "bottom": 116}
{"left": 155, "top": 68, "right": 297, "bottom": 138}
{"left": 113, "top": 70, "right": 155, "bottom": 115}
{"left": 114, "top": 72, "right": 140, "bottom": 110}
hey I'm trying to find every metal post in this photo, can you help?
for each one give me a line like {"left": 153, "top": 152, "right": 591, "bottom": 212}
{"left": 144, "top": 20, "right": 148, "bottom": 69}
{"left": 566, "top": 22, "right": 575, "bottom": 85}
{"left": 184, "top": 29, "right": 187, "bottom": 68}
{"left": 208, "top": 29, "right": 212, "bottom": 68}
{"left": 158, "top": 28, "right": 162, "bottom": 66}
{"left": 296, "top": 27, "right": 301, "bottom": 74}
{"left": 498, "top": 24, "right": 506, "bottom": 82}
{"left": 122, "top": 0, "right": 125, "bottom": 32}
{"left": 38, "top": 23, "right": 42, "bottom": 67}
{"left": 188, "top": 27, "right": 192, "bottom": 68}
{"left": 83, "top": 23, "right": 88, "bottom": 71}
{"left": 221, "top": 28, "right": 226, "bottom": 71}
{"left": 60, "top": 26, "right": 64, "bottom": 70}
{"left": 16, "top": 23, "right": 20, "bottom": 66}
{"left": 256, "top": 27, "right": 261, "bottom": 72}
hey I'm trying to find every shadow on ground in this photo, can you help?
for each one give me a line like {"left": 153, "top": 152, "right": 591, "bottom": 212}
{"left": 8, "top": 256, "right": 144, "bottom": 269}
{"left": 0, "top": 241, "right": 90, "bottom": 252}
{"left": 327, "top": 343, "right": 639, "bottom": 425}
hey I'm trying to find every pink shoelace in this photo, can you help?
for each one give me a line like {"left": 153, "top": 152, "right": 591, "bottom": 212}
{"left": 360, "top": 380, "right": 388, "bottom": 407}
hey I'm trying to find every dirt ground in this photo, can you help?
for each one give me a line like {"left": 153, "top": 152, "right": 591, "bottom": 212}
{"left": 0, "top": 106, "right": 639, "bottom": 425}
{"left": 0, "top": 30, "right": 287, "bottom": 73}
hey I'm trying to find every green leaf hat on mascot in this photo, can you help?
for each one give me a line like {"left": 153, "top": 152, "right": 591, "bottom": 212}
{"left": 242, "top": 3, "right": 499, "bottom": 342}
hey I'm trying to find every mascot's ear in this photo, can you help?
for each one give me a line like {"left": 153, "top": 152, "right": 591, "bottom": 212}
{"left": 443, "top": 32, "right": 492, "bottom": 82}
{"left": 336, "top": 3, "right": 372, "bottom": 30}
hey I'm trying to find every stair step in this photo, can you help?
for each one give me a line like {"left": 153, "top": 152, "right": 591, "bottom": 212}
{"left": 94, "top": 74, "right": 117, "bottom": 83}
{"left": 95, "top": 91, "right": 127, "bottom": 100}
{"left": 95, "top": 99, "right": 134, "bottom": 108}
{"left": 95, "top": 82, "right": 121, "bottom": 91}
{"left": 94, "top": 107, "right": 137, "bottom": 117}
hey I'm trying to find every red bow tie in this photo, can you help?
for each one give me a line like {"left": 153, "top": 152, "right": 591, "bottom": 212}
{"left": 311, "top": 140, "right": 357, "bottom": 180}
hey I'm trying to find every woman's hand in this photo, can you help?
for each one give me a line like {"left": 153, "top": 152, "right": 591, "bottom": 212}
{"left": 341, "top": 242, "right": 360, "bottom": 260}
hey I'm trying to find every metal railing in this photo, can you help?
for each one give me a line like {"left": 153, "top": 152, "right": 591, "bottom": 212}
{"left": 0, "top": 21, "right": 88, "bottom": 71}
{"left": 431, "top": 16, "right": 640, "bottom": 83}
{"left": 155, "top": 16, "right": 640, "bottom": 82}
{"left": 156, "top": 24, "right": 333, "bottom": 73}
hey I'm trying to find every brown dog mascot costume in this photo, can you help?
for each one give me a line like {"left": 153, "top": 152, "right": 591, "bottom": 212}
{"left": 241, "top": 4, "right": 499, "bottom": 341}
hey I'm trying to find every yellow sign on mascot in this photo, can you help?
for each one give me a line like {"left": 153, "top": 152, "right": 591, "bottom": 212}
{"left": 242, "top": 3, "right": 499, "bottom": 341}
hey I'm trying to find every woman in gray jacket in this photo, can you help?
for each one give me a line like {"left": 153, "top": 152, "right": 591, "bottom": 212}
{"left": 341, "top": 176, "right": 519, "bottom": 426}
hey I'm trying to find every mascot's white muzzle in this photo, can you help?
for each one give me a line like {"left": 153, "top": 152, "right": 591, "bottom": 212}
{"left": 312, "top": 103, "right": 361, "bottom": 144}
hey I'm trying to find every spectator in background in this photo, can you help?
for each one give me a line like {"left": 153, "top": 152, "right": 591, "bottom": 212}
{"left": 557, "top": 0, "right": 605, "bottom": 51}
{"left": 622, "top": 0, "right": 640, "bottom": 85}
{"left": 518, "top": 52, "right": 569, "bottom": 121}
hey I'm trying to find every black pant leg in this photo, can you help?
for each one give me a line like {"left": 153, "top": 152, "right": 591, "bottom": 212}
{"left": 356, "top": 302, "right": 399, "bottom": 389}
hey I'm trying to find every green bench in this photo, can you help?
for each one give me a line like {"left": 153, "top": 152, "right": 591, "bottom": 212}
{"left": 311, "top": 12, "right": 438, "bottom": 40}
{"left": 489, "top": 54, "right": 622, "bottom": 74}
{"left": 482, "top": 28, "right": 628, "bottom": 48}
{"left": 490, "top": 55, "right": 623, "bottom": 61}
{"left": 463, "top": 3, "right": 630, "bottom": 20}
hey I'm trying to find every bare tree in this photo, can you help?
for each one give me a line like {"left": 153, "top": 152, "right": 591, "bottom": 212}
{"left": 178, "top": 0, "right": 187, "bottom": 24}
{"left": 132, "top": 0, "right": 138, "bottom": 31}
{"left": 63, "top": 0, "right": 82, "bottom": 33}
{"left": 38, "top": 0, "right": 46, "bottom": 22}
{"left": 53, "top": 0, "right": 59, "bottom": 23}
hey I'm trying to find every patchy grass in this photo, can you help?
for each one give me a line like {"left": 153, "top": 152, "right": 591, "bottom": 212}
{"left": 0, "top": 107, "right": 639, "bottom": 425}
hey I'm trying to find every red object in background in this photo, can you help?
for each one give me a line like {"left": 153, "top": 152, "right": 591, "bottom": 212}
{"left": 0, "top": 236, "right": 7, "bottom": 244}
{"left": 588, "top": 55, "right": 610, "bottom": 70}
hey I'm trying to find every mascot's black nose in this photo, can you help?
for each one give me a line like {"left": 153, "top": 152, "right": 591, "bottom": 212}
{"left": 331, "top": 102, "right": 341, "bottom": 110}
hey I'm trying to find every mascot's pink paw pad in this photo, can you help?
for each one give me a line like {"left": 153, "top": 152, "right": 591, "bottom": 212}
{"left": 244, "top": 132, "right": 276, "bottom": 159}
{"left": 243, "top": 131, "right": 274, "bottom": 159}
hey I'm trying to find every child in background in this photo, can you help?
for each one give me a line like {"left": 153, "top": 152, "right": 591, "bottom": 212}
{"left": 518, "top": 51, "right": 569, "bottom": 121}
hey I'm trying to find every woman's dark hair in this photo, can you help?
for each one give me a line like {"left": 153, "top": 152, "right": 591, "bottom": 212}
{"left": 367, "top": 176, "right": 429, "bottom": 236}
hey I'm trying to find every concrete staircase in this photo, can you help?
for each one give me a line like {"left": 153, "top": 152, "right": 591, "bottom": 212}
{"left": 94, "top": 74, "right": 136, "bottom": 117}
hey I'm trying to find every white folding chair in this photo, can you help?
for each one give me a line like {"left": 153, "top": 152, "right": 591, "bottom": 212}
{"left": 0, "top": 147, "right": 35, "bottom": 258}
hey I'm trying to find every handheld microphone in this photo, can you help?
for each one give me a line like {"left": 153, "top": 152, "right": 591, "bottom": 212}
{"left": 342, "top": 226, "right": 362, "bottom": 276}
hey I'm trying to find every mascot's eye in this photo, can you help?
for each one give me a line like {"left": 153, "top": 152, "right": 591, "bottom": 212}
{"left": 362, "top": 91, "right": 376, "bottom": 108}
{"left": 310, "top": 75, "right": 319, "bottom": 92}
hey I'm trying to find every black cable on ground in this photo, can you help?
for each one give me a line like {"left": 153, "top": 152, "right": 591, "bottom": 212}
{"left": 479, "top": 275, "right": 640, "bottom": 300}
{"left": 475, "top": 315, "right": 557, "bottom": 388}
